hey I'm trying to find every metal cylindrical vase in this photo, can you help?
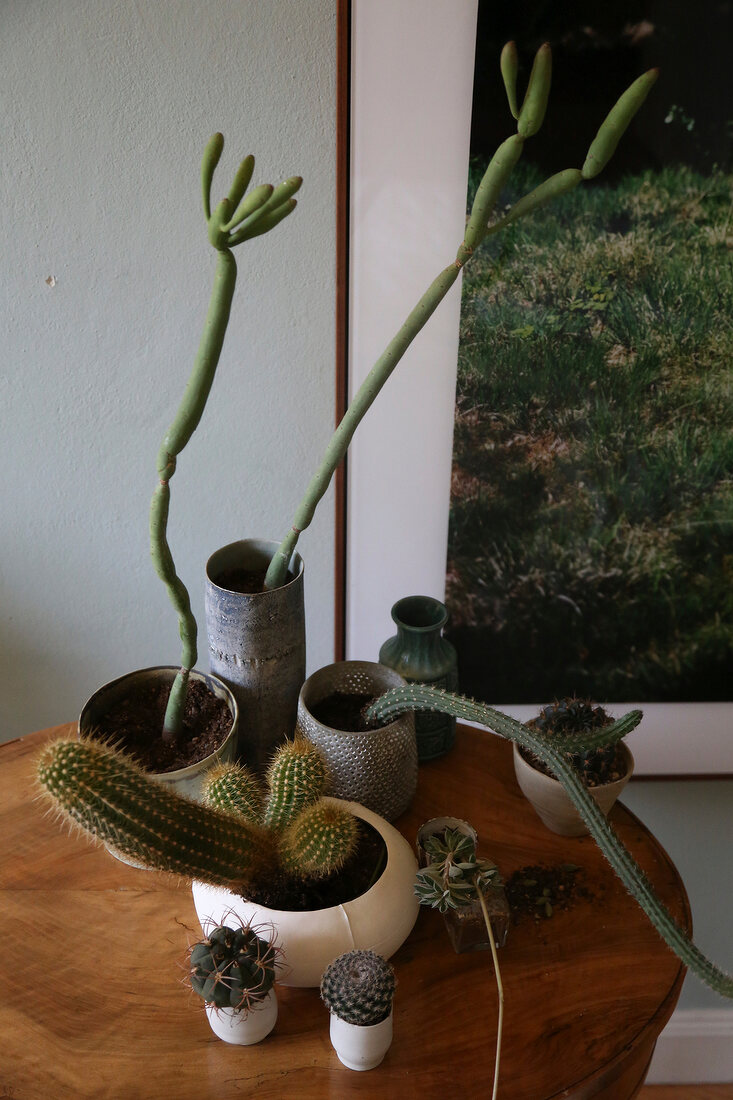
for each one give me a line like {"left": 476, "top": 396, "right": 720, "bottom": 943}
{"left": 379, "top": 595, "right": 459, "bottom": 761}
{"left": 205, "top": 539, "right": 305, "bottom": 773}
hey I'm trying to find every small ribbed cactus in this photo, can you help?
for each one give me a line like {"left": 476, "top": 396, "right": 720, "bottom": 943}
{"left": 366, "top": 685, "right": 733, "bottom": 1001}
{"left": 36, "top": 736, "right": 358, "bottom": 893}
{"left": 189, "top": 920, "right": 277, "bottom": 1011}
{"left": 320, "top": 950, "right": 396, "bottom": 1026}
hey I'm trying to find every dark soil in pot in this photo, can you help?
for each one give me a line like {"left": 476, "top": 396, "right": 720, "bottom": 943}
{"left": 213, "top": 565, "right": 296, "bottom": 594}
{"left": 309, "top": 691, "right": 389, "bottom": 732}
{"left": 90, "top": 678, "right": 231, "bottom": 773}
{"left": 244, "top": 822, "right": 387, "bottom": 912}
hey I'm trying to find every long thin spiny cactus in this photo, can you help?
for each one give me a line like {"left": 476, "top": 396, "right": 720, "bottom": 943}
{"left": 366, "top": 685, "right": 733, "bottom": 1000}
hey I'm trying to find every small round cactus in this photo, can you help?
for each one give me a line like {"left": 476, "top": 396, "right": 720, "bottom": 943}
{"left": 526, "top": 697, "right": 620, "bottom": 786}
{"left": 189, "top": 921, "right": 278, "bottom": 1012}
{"left": 320, "top": 950, "right": 395, "bottom": 1026}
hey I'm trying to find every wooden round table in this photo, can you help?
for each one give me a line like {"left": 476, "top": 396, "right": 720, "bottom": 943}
{"left": 1, "top": 722, "right": 689, "bottom": 1098}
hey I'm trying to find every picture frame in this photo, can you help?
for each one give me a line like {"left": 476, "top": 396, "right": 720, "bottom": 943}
{"left": 341, "top": 0, "right": 732, "bottom": 776}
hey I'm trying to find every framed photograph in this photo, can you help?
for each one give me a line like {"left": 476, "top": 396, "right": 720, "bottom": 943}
{"left": 343, "top": 0, "right": 732, "bottom": 775}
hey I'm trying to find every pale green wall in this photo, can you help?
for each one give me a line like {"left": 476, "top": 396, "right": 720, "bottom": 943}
{"left": 623, "top": 780, "right": 733, "bottom": 1011}
{"left": 1, "top": 0, "right": 338, "bottom": 741}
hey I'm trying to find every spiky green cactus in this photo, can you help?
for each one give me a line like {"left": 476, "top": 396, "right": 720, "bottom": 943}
{"left": 262, "top": 44, "right": 658, "bottom": 590}
{"left": 366, "top": 685, "right": 733, "bottom": 1000}
{"left": 36, "top": 736, "right": 359, "bottom": 891}
{"left": 280, "top": 800, "right": 358, "bottom": 877}
{"left": 263, "top": 737, "right": 329, "bottom": 829}
{"left": 150, "top": 134, "right": 302, "bottom": 740}
{"left": 320, "top": 950, "right": 395, "bottom": 1026}
{"left": 189, "top": 920, "right": 277, "bottom": 1011}
{"left": 202, "top": 761, "right": 264, "bottom": 824}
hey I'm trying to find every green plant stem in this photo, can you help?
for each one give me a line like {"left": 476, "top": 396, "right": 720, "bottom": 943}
{"left": 367, "top": 685, "right": 733, "bottom": 999}
{"left": 263, "top": 260, "right": 463, "bottom": 589}
{"left": 477, "top": 890, "right": 504, "bottom": 1100}
{"left": 150, "top": 248, "right": 237, "bottom": 740}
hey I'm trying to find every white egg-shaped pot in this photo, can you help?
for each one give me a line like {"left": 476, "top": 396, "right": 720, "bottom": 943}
{"left": 192, "top": 798, "right": 419, "bottom": 988}
{"left": 205, "top": 990, "right": 277, "bottom": 1045}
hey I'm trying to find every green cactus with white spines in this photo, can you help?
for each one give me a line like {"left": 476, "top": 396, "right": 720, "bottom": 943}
{"left": 203, "top": 761, "right": 264, "bottom": 825}
{"left": 36, "top": 736, "right": 358, "bottom": 891}
{"left": 263, "top": 737, "right": 329, "bottom": 830}
{"left": 320, "top": 950, "right": 396, "bottom": 1026}
{"left": 366, "top": 685, "right": 733, "bottom": 1001}
{"left": 189, "top": 921, "right": 278, "bottom": 1011}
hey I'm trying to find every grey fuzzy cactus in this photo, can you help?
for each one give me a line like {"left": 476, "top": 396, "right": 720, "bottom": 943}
{"left": 320, "top": 950, "right": 396, "bottom": 1026}
{"left": 36, "top": 736, "right": 357, "bottom": 893}
{"left": 366, "top": 685, "right": 733, "bottom": 1001}
{"left": 150, "top": 134, "right": 301, "bottom": 741}
{"left": 262, "top": 43, "right": 658, "bottom": 590}
{"left": 189, "top": 920, "right": 278, "bottom": 1012}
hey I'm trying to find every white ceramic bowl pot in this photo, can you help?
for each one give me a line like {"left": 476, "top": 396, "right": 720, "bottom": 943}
{"left": 205, "top": 991, "right": 278, "bottom": 1046}
{"left": 192, "top": 799, "right": 420, "bottom": 987}
{"left": 295, "top": 660, "right": 417, "bottom": 822}
{"left": 513, "top": 742, "right": 635, "bottom": 837}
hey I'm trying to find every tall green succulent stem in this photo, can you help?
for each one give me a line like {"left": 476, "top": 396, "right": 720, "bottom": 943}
{"left": 367, "top": 685, "right": 733, "bottom": 1000}
{"left": 263, "top": 48, "right": 658, "bottom": 592}
{"left": 263, "top": 260, "right": 464, "bottom": 588}
{"left": 150, "top": 248, "right": 237, "bottom": 740}
{"left": 478, "top": 893, "right": 503, "bottom": 1100}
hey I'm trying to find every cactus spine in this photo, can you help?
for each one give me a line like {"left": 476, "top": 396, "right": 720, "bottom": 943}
{"left": 202, "top": 762, "right": 264, "bottom": 824}
{"left": 150, "top": 134, "right": 302, "bottom": 740}
{"left": 189, "top": 921, "right": 277, "bottom": 1011}
{"left": 320, "top": 950, "right": 396, "bottom": 1026}
{"left": 262, "top": 44, "right": 658, "bottom": 591}
{"left": 37, "top": 737, "right": 359, "bottom": 891}
{"left": 366, "top": 686, "right": 733, "bottom": 1000}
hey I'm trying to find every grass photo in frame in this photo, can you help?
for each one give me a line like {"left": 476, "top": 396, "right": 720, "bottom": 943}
{"left": 445, "top": 4, "right": 732, "bottom": 706}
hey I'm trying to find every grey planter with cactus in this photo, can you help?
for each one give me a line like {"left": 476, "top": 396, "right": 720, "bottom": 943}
{"left": 199, "top": 42, "right": 658, "bottom": 764}
{"left": 205, "top": 539, "right": 305, "bottom": 772}
{"left": 320, "top": 950, "right": 396, "bottom": 1071}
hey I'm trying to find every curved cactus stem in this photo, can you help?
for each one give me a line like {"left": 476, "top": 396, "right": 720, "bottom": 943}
{"left": 367, "top": 685, "right": 733, "bottom": 1000}
{"left": 582, "top": 68, "right": 659, "bottom": 179}
{"left": 264, "top": 46, "right": 657, "bottom": 592}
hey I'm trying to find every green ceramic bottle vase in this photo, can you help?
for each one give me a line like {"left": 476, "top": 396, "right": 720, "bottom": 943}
{"left": 379, "top": 596, "right": 459, "bottom": 761}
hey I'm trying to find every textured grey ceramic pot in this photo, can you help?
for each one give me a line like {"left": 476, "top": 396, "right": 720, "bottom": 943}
{"left": 205, "top": 539, "right": 305, "bottom": 773}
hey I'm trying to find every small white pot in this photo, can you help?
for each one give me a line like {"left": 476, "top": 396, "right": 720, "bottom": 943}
{"left": 329, "top": 1010, "right": 393, "bottom": 1071}
{"left": 205, "top": 989, "right": 278, "bottom": 1045}
{"left": 192, "top": 799, "right": 419, "bottom": 987}
{"left": 513, "top": 741, "right": 635, "bottom": 836}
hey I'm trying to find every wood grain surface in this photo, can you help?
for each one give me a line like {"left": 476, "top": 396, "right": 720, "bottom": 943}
{"left": 1, "top": 722, "right": 691, "bottom": 1099}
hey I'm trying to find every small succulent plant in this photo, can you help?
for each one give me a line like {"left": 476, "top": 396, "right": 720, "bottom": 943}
{"left": 320, "top": 950, "right": 396, "bottom": 1026}
{"left": 525, "top": 697, "right": 622, "bottom": 787}
{"left": 415, "top": 827, "right": 500, "bottom": 914}
{"left": 189, "top": 919, "right": 278, "bottom": 1012}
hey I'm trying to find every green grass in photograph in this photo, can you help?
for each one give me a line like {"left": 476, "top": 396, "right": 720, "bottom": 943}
{"left": 446, "top": 162, "right": 733, "bottom": 703}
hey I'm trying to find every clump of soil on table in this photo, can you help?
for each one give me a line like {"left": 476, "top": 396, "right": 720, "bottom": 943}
{"left": 90, "top": 678, "right": 231, "bottom": 773}
{"left": 245, "top": 822, "right": 387, "bottom": 911}
{"left": 309, "top": 691, "right": 390, "bottom": 732}
{"left": 505, "top": 863, "right": 590, "bottom": 923}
